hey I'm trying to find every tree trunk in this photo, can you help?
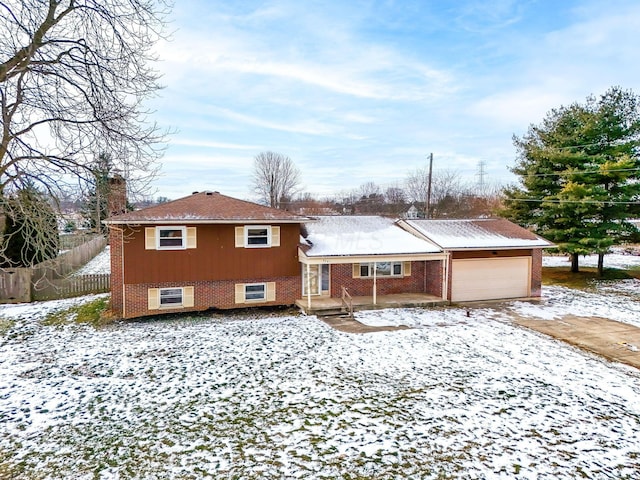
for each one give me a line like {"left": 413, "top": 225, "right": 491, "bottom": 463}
{"left": 570, "top": 253, "right": 579, "bottom": 273}
{"left": 597, "top": 253, "right": 604, "bottom": 277}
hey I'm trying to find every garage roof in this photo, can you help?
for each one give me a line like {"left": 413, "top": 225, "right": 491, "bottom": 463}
{"left": 402, "top": 218, "right": 554, "bottom": 250}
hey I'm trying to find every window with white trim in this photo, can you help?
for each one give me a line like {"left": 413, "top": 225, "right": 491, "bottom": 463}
{"left": 245, "top": 226, "right": 270, "bottom": 247}
{"left": 359, "top": 262, "right": 403, "bottom": 277}
{"left": 158, "top": 227, "right": 186, "bottom": 249}
{"left": 244, "top": 283, "right": 266, "bottom": 301}
{"left": 160, "top": 287, "right": 183, "bottom": 306}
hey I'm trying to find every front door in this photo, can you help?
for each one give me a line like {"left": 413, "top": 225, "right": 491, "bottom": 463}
{"left": 302, "top": 264, "right": 330, "bottom": 296}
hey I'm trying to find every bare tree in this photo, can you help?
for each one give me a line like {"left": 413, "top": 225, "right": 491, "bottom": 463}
{"left": 252, "top": 152, "right": 302, "bottom": 209}
{"left": 0, "top": 0, "right": 170, "bottom": 194}
{"left": 405, "top": 168, "right": 464, "bottom": 217}
{"left": 0, "top": 0, "right": 170, "bottom": 264}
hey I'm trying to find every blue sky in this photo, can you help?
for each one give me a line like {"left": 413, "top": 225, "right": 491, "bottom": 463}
{"left": 149, "top": 0, "right": 640, "bottom": 201}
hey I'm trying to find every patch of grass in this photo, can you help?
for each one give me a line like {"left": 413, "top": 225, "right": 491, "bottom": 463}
{"left": 42, "top": 297, "right": 112, "bottom": 328}
{"left": 0, "top": 317, "right": 15, "bottom": 336}
{"left": 542, "top": 266, "right": 638, "bottom": 290}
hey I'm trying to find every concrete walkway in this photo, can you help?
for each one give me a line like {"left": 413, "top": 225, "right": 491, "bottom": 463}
{"left": 514, "top": 315, "right": 640, "bottom": 369}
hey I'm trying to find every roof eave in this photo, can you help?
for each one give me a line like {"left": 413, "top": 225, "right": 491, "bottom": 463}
{"left": 105, "top": 218, "right": 311, "bottom": 225}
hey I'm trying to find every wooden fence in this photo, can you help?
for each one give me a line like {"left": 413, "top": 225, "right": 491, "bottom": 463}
{"left": 32, "top": 273, "right": 110, "bottom": 301}
{"left": 0, "top": 235, "right": 110, "bottom": 303}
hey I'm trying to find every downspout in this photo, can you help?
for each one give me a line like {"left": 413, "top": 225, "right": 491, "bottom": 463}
{"left": 121, "top": 227, "right": 126, "bottom": 318}
{"left": 306, "top": 262, "right": 311, "bottom": 311}
{"left": 443, "top": 253, "right": 450, "bottom": 301}
{"left": 373, "top": 261, "right": 377, "bottom": 305}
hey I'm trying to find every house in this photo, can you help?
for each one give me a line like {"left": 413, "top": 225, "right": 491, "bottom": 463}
{"left": 398, "top": 218, "right": 554, "bottom": 302}
{"left": 404, "top": 204, "right": 420, "bottom": 219}
{"left": 105, "top": 191, "right": 553, "bottom": 319}
{"left": 105, "top": 191, "right": 310, "bottom": 319}
{"left": 297, "top": 216, "right": 448, "bottom": 312}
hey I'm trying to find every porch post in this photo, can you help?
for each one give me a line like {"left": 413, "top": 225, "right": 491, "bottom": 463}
{"left": 373, "top": 262, "right": 377, "bottom": 305}
{"left": 306, "top": 262, "right": 312, "bottom": 310}
{"left": 442, "top": 254, "right": 449, "bottom": 301}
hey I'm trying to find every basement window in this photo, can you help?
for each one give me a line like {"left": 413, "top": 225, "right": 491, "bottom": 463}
{"left": 244, "top": 283, "right": 266, "bottom": 301}
{"left": 159, "top": 287, "right": 183, "bottom": 307}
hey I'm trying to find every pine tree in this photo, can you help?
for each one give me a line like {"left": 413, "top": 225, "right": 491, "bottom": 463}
{"left": 81, "top": 153, "right": 112, "bottom": 233}
{"left": 501, "top": 87, "right": 640, "bottom": 274}
{"left": 1, "top": 186, "right": 60, "bottom": 267}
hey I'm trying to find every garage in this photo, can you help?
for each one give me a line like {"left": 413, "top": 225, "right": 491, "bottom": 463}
{"left": 451, "top": 256, "right": 531, "bottom": 302}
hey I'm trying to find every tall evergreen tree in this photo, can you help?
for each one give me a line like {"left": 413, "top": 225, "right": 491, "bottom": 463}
{"left": 501, "top": 87, "right": 640, "bottom": 274}
{"left": 1, "top": 185, "right": 60, "bottom": 267}
{"left": 81, "top": 153, "right": 112, "bottom": 233}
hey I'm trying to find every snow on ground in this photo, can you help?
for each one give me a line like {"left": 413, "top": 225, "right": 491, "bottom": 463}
{"left": 543, "top": 247, "right": 640, "bottom": 269}
{"left": 508, "top": 284, "right": 640, "bottom": 327}
{"left": 73, "top": 245, "right": 111, "bottom": 275}
{"left": 2, "top": 284, "right": 640, "bottom": 478}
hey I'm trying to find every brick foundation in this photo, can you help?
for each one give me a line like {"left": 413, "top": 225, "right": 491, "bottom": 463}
{"left": 119, "top": 276, "right": 301, "bottom": 319}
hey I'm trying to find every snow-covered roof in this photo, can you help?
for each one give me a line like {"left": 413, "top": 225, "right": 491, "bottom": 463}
{"left": 303, "top": 216, "right": 441, "bottom": 257}
{"left": 404, "top": 218, "right": 554, "bottom": 250}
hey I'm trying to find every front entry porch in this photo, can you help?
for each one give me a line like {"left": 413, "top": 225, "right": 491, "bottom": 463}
{"left": 295, "top": 292, "right": 449, "bottom": 316}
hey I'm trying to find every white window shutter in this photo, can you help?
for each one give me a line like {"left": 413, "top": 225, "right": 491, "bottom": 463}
{"left": 183, "top": 286, "right": 195, "bottom": 307}
{"left": 148, "top": 288, "right": 160, "bottom": 309}
{"left": 235, "top": 227, "right": 244, "bottom": 248}
{"left": 352, "top": 264, "right": 361, "bottom": 278}
{"left": 404, "top": 261, "right": 412, "bottom": 277}
{"left": 266, "top": 282, "right": 276, "bottom": 302}
{"left": 145, "top": 227, "right": 156, "bottom": 250}
{"left": 234, "top": 283, "right": 245, "bottom": 303}
{"left": 186, "top": 227, "right": 197, "bottom": 249}
{"left": 271, "top": 226, "right": 280, "bottom": 247}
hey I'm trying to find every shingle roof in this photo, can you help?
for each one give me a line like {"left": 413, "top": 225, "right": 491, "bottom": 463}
{"left": 105, "top": 191, "right": 310, "bottom": 224}
{"left": 403, "top": 218, "right": 554, "bottom": 249}
{"left": 302, "top": 216, "right": 442, "bottom": 257}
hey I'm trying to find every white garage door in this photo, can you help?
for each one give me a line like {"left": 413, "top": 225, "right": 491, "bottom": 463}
{"left": 451, "top": 257, "right": 531, "bottom": 302}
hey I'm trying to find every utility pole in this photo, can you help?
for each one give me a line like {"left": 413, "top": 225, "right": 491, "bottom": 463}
{"left": 425, "top": 152, "right": 433, "bottom": 219}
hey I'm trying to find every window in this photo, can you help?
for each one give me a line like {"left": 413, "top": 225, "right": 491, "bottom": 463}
{"left": 357, "top": 262, "right": 403, "bottom": 277}
{"left": 148, "top": 286, "right": 194, "bottom": 310}
{"left": 146, "top": 227, "right": 196, "bottom": 250}
{"left": 246, "top": 226, "right": 270, "bottom": 247}
{"left": 235, "top": 226, "right": 280, "bottom": 248}
{"left": 235, "top": 282, "right": 276, "bottom": 304}
{"left": 160, "top": 287, "right": 183, "bottom": 306}
{"left": 244, "top": 283, "right": 266, "bottom": 301}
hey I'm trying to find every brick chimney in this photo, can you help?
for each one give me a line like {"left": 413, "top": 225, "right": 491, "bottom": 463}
{"left": 108, "top": 173, "right": 127, "bottom": 216}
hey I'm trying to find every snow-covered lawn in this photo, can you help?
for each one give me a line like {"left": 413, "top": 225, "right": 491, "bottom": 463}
{"left": 1, "top": 286, "right": 640, "bottom": 478}
{"left": 73, "top": 246, "right": 111, "bottom": 275}
{"left": 543, "top": 247, "right": 640, "bottom": 269}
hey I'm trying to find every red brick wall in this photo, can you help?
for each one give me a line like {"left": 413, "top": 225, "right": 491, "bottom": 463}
{"left": 109, "top": 226, "right": 124, "bottom": 316}
{"left": 330, "top": 261, "right": 443, "bottom": 297}
{"left": 531, "top": 248, "right": 542, "bottom": 297}
{"left": 120, "top": 275, "right": 301, "bottom": 319}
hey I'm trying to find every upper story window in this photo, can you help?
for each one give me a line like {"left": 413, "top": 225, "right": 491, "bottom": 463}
{"left": 145, "top": 226, "right": 197, "bottom": 250}
{"left": 235, "top": 225, "right": 280, "bottom": 248}
{"left": 246, "top": 226, "right": 270, "bottom": 247}
{"left": 158, "top": 227, "right": 186, "bottom": 249}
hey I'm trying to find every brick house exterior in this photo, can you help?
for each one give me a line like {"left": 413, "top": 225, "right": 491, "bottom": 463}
{"left": 106, "top": 193, "right": 552, "bottom": 319}
{"left": 106, "top": 191, "right": 309, "bottom": 319}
